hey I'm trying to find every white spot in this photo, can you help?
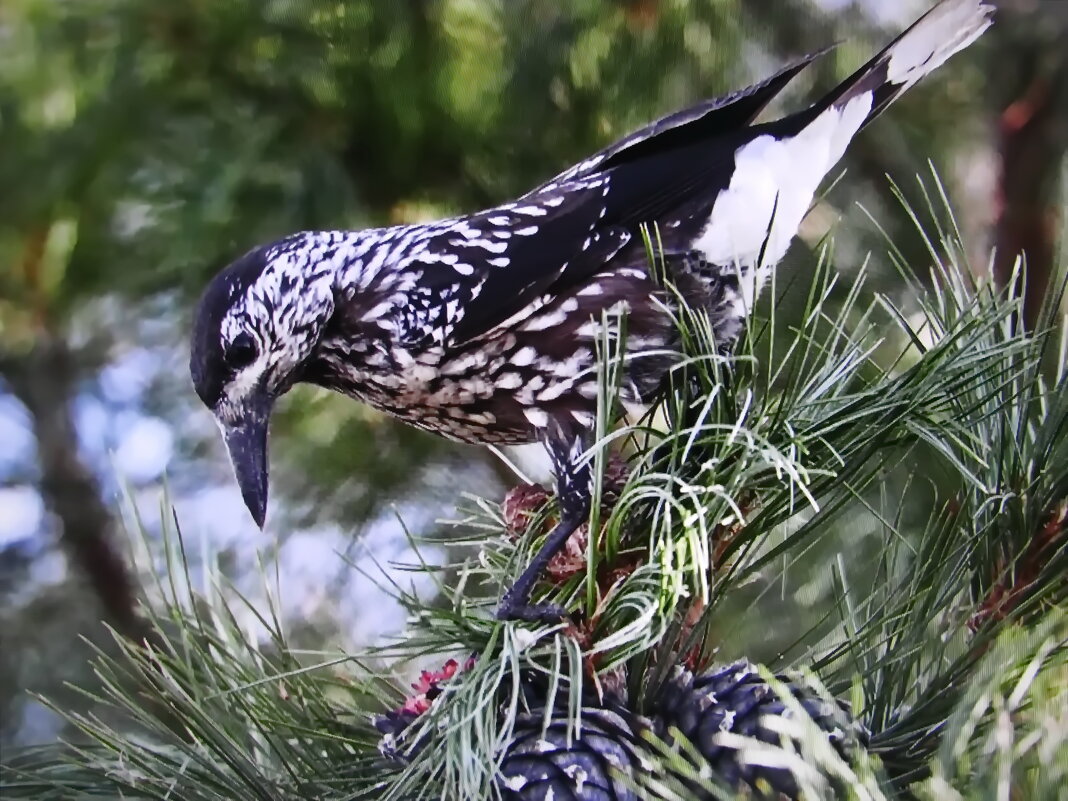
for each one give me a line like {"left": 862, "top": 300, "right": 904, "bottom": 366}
{"left": 392, "top": 349, "right": 415, "bottom": 368}
{"left": 363, "top": 243, "right": 391, "bottom": 277}
{"left": 489, "top": 301, "right": 543, "bottom": 333}
{"left": 542, "top": 196, "right": 565, "bottom": 207}
{"left": 570, "top": 409, "right": 596, "bottom": 426}
{"left": 627, "top": 335, "right": 665, "bottom": 351}
{"left": 537, "top": 381, "right": 571, "bottom": 402}
{"left": 575, "top": 320, "right": 602, "bottom": 338}
{"left": 516, "top": 373, "right": 547, "bottom": 403}
{"left": 458, "top": 377, "right": 492, "bottom": 397}
{"left": 523, "top": 407, "right": 549, "bottom": 428}
{"left": 487, "top": 216, "right": 510, "bottom": 225}
{"left": 361, "top": 301, "right": 394, "bottom": 321}
{"left": 422, "top": 251, "right": 458, "bottom": 265}
{"left": 488, "top": 257, "right": 510, "bottom": 267}
{"left": 441, "top": 352, "right": 484, "bottom": 375}
{"left": 514, "top": 226, "right": 538, "bottom": 236}
{"left": 408, "top": 364, "right": 437, "bottom": 384}
{"left": 552, "top": 353, "right": 586, "bottom": 377}
{"left": 578, "top": 283, "right": 603, "bottom": 297}
{"left": 511, "top": 347, "right": 537, "bottom": 366}
{"left": 522, "top": 308, "right": 567, "bottom": 331}
{"left": 463, "top": 239, "right": 508, "bottom": 254}
{"left": 496, "top": 372, "right": 523, "bottom": 389}
{"left": 453, "top": 262, "right": 475, "bottom": 276}
{"left": 513, "top": 205, "right": 547, "bottom": 217}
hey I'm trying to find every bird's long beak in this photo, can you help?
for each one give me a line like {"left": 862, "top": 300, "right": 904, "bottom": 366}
{"left": 221, "top": 393, "right": 272, "bottom": 529}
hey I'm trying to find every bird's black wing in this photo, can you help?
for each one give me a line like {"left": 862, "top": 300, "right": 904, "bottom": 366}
{"left": 395, "top": 99, "right": 839, "bottom": 353}
{"left": 525, "top": 47, "right": 831, "bottom": 193}
{"left": 396, "top": 129, "right": 752, "bottom": 353}
{"left": 391, "top": 50, "right": 840, "bottom": 352}
{"left": 395, "top": 178, "right": 632, "bottom": 350}
{"left": 387, "top": 1, "right": 993, "bottom": 358}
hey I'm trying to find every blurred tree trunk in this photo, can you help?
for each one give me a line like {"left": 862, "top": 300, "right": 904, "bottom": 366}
{"left": 3, "top": 340, "right": 146, "bottom": 643}
{"left": 991, "top": 1, "right": 1068, "bottom": 329}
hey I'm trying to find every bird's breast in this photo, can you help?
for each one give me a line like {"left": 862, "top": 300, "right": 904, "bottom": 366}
{"left": 313, "top": 263, "right": 679, "bottom": 444}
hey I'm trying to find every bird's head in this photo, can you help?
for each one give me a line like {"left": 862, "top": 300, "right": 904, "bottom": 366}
{"left": 189, "top": 236, "right": 338, "bottom": 527}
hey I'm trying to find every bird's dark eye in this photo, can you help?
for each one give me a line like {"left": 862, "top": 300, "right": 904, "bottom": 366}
{"left": 225, "top": 332, "right": 258, "bottom": 370}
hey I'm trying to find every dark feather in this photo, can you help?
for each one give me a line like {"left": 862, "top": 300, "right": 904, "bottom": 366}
{"left": 528, "top": 47, "right": 833, "bottom": 193}
{"left": 398, "top": 187, "right": 632, "bottom": 350}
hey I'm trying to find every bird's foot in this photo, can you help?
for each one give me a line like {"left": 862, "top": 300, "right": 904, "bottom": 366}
{"left": 496, "top": 510, "right": 586, "bottom": 624}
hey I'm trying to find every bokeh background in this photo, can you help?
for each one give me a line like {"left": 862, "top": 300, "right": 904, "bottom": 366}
{"left": 1, "top": 0, "right": 1065, "bottom": 748}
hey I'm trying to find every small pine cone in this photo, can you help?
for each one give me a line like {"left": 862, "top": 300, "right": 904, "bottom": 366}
{"left": 545, "top": 523, "right": 589, "bottom": 582}
{"left": 490, "top": 659, "right": 869, "bottom": 800}
{"left": 599, "top": 454, "right": 631, "bottom": 511}
{"left": 499, "top": 708, "right": 642, "bottom": 801}
{"left": 373, "top": 658, "right": 468, "bottom": 762}
{"left": 502, "top": 484, "right": 551, "bottom": 536}
{"left": 645, "top": 661, "right": 869, "bottom": 798}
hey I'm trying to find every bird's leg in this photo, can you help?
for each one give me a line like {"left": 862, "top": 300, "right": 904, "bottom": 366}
{"left": 497, "top": 422, "right": 591, "bottom": 623}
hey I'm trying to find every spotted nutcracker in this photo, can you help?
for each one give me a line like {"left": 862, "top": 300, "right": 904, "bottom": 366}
{"left": 189, "top": 0, "right": 992, "bottom": 621}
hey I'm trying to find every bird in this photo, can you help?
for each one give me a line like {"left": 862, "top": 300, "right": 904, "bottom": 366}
{"left": 189, "top": 0, "right": 992, "bottom": 623}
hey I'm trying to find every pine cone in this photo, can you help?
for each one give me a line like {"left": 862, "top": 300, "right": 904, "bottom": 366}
{"left": 497, "top": 661, "right": 868, "bottom": 801}
{"left": 373, "top": 658, "right": 466, "bottom": 761}
{"left": 502, "top": 484, "right": 551, "bottom": 536}
{"left": 645, "top": 661, "right": 869, "bottom": 798}
{"left": 500, "top": 707, "right": 642, "bottom": 801}
{"left": 374, "top": 658, "right": 866, "bottom": 799}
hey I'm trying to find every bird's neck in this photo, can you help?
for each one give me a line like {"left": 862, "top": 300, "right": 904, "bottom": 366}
{"left": 288, "top": 227, "right": 419, "bottom": 386}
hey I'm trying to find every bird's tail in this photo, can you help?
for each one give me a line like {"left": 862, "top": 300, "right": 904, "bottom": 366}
{"left": 691, "top": 0, "right": 994, "bottom": 273}
{"left": 814, "top": 0, "right": 993, "bottom": 129}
